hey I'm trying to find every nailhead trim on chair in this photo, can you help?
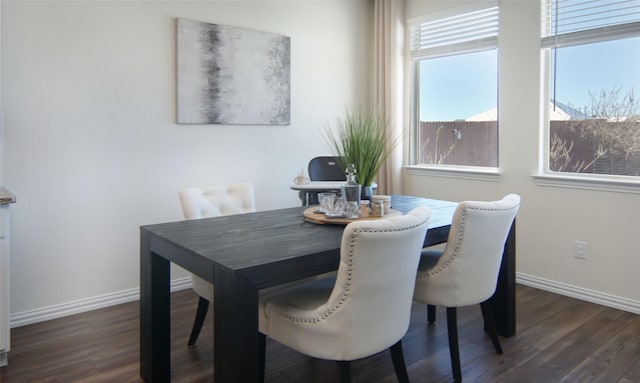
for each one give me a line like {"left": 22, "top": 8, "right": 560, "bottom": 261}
{"left": 268, "top": 218, "right": 430, "bottom": 325}
{"left": 417, "top": 208, "right": 468, "bottom": 278}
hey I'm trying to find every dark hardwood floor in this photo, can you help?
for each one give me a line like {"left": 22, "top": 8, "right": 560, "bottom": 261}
{"left": 1, "top": 284, "right": 639, "bottom": 382}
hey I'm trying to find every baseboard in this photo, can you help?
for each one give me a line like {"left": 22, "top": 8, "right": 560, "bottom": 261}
{"left": 516, "top": 272, "right": 640, "bottom": 315}
{"left": 10, "top": 277, "right": 193, "bottom": 328}
{"left": 11, "top": 274, "right": 639, "bottom": 328}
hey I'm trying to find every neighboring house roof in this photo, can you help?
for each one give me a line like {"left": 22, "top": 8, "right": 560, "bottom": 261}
{"left": 465, "top": 100, "right": 589, "bottom": 121}
{"left": 551, "top": 100, "right": 590, "bottom": 120}
{"left": 464, "top": 108, "right": 497, "bottom": 122}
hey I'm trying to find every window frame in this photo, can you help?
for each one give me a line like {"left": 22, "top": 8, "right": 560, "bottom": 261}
{"left": 407, "top": 1, "right": 502, "bottom": 180}
{"left": 536, "top": 0, "right": 640, "bottom": 193}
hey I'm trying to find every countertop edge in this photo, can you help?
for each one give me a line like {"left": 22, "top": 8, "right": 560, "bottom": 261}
{"left": 0, "top": 186, "right": 17, "bottom": 205}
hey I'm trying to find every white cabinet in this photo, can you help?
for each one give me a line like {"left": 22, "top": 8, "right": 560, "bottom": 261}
{"left": 0, "top": 204, "right": 10, "bottom": 367}
{"left": 0, "top": 187, "right": 15, "bottom": 367}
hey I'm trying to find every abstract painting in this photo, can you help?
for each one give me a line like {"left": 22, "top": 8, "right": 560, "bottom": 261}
{"left": 176, "top": 18, "right": 291, "bottom": 125}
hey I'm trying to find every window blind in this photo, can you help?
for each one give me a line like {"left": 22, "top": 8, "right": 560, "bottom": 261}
{"left": 409, "top": 5, "right": 499, "bottom": 60}
{"left": 541, "top": 0, "right": 640, "bottom": 48}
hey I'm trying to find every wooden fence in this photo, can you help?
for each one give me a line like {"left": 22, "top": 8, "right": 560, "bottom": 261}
{"left": 419, "top": 120, "right": 639, "bottom": 176}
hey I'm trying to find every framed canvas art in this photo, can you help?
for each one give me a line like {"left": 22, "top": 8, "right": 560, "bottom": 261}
{"left": 176, "top": 18, "right": 291, "bottom": 125}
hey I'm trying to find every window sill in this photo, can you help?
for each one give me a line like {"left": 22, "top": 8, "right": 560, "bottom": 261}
{"left": 532, "top": 173, "right": 640, "bottom": 194}
{"left": 405, "top": 165, "right": 502, "bottom": 182}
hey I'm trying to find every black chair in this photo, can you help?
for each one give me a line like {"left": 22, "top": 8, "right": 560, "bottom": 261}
{"left": 304, "top": 156, "right": 346, "bottom": 205}
{"left": 308, "top": 156, "right": 346, "bottom": 181}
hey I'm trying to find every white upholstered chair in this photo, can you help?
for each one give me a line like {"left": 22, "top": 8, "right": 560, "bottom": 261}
{"left": 413, "top": 194, "right": 520, "bottom": 382}
{"left": 258, "top": 207, "right": 432, "bottom": 383}
{"left": 178, "top": 182, "right": 255, "bottom": 346}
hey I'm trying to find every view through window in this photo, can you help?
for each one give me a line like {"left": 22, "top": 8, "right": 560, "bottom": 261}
{"left": 548, "top": 37, "right": 640, "bottom": 176}
{"left": 417, "top": 50, "right": 498, "bottom": 167}
{"left": 543, "top": 0, "right": 640, "bottom": 177}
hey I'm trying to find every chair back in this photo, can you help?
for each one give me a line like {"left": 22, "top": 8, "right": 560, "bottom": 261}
{"left": 323, "top": 207, "right": 431, "bottom": 359}
{"left": 178, "top": 182, "right": 256, "bottom": 220}
{"left": 417, "top": 194, "right": 520, "bottom": 307}
{"left": 308, "top": 156, "right": 346, "bottom": 181}
{"left": 178, "top": 182, "right": 256, "bottom": 300}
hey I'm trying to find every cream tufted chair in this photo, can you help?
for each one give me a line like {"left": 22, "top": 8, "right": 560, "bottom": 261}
{"left": 258, "top": 207, "right": 432, "bottom": 383}
{"left": 178, "top": 182, "right": 255, "bottom": 346}
{"left": 413, "top": 194, "right": 520, "bottom": 383}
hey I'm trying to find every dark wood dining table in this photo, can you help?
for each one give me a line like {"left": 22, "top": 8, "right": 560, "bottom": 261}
{"left": 139, "top": 195, "right": 516, "bottom": 382}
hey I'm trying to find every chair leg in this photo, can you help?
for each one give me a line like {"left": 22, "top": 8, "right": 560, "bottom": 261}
{"left": 259, "top": 333, "right": 266, "bottom": 383}
{"left": 337, "top": 361, "right": 351, "bottom": 383}
{"left": 187, "top": 297, "right": 209, "bottom": 346}
{"left": 480, "top": 300, "right": 503, "bottom": 354}
{"left": 390, "top": 340, "right": 410, "bottom": 383}
{"left": 446, "top": 307, "right": 462, "bottom": 383}
{"left": 427, "top": 304, "right": 436, "bottom": 324}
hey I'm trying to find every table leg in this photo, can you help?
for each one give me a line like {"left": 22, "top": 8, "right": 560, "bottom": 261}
{"left": 491, "top": 221, "right": 516, "bottom": 337}
{"left": 140, "top": 231, "right": 171, "bottom": 383}
{"left": 214, "top": 268, "right": 260, "bottom": 382}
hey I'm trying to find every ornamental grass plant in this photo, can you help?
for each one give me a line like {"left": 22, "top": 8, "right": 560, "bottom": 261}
{"left": 324, "top": 109, "right": 399, "bottom": 187}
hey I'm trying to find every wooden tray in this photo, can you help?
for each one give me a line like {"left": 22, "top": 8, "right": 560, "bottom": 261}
{"left": 302, "top": 206, "right": 402, "bottom": 225}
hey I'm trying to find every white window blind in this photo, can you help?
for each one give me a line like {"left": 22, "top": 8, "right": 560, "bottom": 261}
{"left": 409, "top": 5, "right": 499, "bottom": 60}
{"left": 541, "top": 0, "right": 640, "bottom": 48}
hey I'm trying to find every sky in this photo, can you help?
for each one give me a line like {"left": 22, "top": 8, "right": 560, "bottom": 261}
{"left": 419, "top": 36, "right": 640, "bottom": 121}
{"left": 553, "top": 37, "right": 640, "bottom": 112}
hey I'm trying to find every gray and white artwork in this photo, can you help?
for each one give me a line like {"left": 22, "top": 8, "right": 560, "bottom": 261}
{"left": 176, "top": 18, "right": 291, "bottom": 125}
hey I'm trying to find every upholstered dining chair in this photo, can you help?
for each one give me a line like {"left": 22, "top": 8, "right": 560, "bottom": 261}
{"left": 178, "top": 182, "right": 255, "bottom": 346}
{"left": 413, "top": 194, "right": 521, "bottom": 382}
{"left": 258, "top": 206, "right": 432, "bottom": 383}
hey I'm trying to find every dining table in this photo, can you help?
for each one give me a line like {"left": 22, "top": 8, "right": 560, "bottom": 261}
{"left": 139, "top": 195, "right": 516, "bottom": 382}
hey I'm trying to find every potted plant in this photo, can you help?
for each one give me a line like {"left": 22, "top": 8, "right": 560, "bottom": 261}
{"left": 324, "top": 108, "right": 398, "bottom": 199}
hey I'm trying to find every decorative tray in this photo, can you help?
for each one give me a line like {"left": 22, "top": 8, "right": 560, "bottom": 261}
{"left": 302, "top": 206, "right": 401, "bottom": 225}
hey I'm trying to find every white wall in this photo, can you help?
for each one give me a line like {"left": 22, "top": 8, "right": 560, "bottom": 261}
{"left": 0, "top": 0, "right": 3, "bottom": 182}
{"left": 405, "top": 0, "right": 640, "bottom": 310}
{"left": 2, "top": 1, "right": 373, "bottom": 317}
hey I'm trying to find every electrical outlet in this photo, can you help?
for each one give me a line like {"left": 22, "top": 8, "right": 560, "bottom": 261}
{"left": 574, "top": 240, "right": 588, "bottom": 260}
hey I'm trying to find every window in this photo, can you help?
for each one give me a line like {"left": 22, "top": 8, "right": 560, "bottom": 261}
{"left": 409, "top": 3, "right": 499, "bottom": 170}
{"left": 542, "top": 0, "right": 640, "bottom": 179}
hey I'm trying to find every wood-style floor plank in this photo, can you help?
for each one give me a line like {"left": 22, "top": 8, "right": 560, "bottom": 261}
{"left": 1, "top": 285, "right": 639, "bottom": 382}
